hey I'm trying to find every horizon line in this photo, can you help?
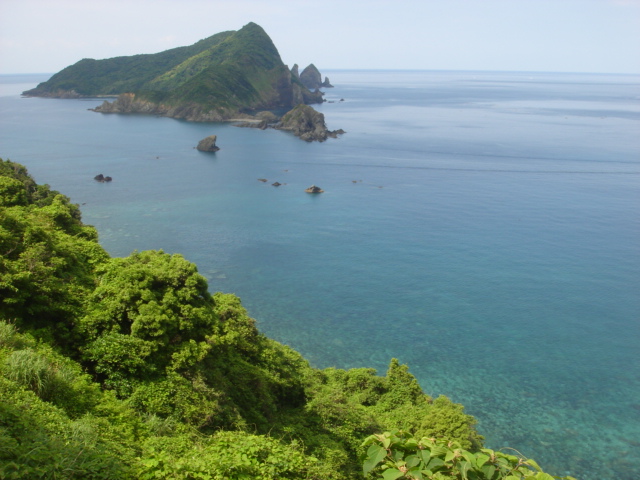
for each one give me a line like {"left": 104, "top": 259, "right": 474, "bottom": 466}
{"left": 1, "top": 69, "right": 639, "bottom": 77}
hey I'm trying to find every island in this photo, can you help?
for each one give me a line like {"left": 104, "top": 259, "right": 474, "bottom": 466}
{"left": 23, "top": 22, "right": 342, "bottom": 141}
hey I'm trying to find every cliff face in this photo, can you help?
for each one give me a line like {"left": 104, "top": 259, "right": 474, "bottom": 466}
{"left": 24, "top": 23, "right": 324, "bottom": 120}
{"left": 299, "top": 64, "right": 333, "bottom": 90}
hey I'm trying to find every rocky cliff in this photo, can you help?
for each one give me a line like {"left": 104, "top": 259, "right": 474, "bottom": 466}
{"left": 299, "top": 64, "right": 333, "bottom": 90}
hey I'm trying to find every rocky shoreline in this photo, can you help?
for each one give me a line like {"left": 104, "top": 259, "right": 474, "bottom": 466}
{"left": 90, "top": 94, "right": 343, "bottom": 142}
{"left": 235, "top": 104, "right": 344, "bottom": 142}
{"left": 89, "top": 93, "right": 254, "bottom": 123}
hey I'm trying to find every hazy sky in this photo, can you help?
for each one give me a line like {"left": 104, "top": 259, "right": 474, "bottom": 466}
{"left": 1, "top": 0, "right": 639, "bottom": 75}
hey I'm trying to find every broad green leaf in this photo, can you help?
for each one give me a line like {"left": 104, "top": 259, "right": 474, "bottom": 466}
{"left": 382, "top": 469, "right": 405, "bottom": 480}
{"left": 407, "top": 466, "right": 424, "bottom": 480}
{"left": 460, "top": 451, "right": 474, "bottom": 464}
{"left": 361, "top": 435, "right": 378, "bottom": 447}
{"left": 406, "top": 454, "right": 421, "bottom": 468}
{"left": 368, "top": 443, "right": 383, "bottom": 456}
{"left": 363, "top": 445, "right": 387, "bottom": 475}
{"left": 525, "top": 458, "right": 542, "bottom": 471}
{"left": 533, "top": 473, "right": 555, "bottom": 480}
{"left": 405, "top": 438, "right": 419, "bottom": 450}
{"left": 430, "top": 445, "right": 447, "bottom": 458}
{"left": 475, "top": 453, "right": 490, "bottom": 468}
{"left": 444, "top": 450, "right": 456, "bottom": 463}
{"left": 459, "top": 460, "right": 471, "bottom": 480}
{"left": 481, "top": 464, "right": 496, "bottom": 479}
{"left": 424, "top": 457, "right": 445, "bottom": 471}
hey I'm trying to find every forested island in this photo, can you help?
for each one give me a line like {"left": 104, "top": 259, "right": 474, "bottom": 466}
{"left": 22, "top": 22, "right": 341, "bottom": 141}
{"left": 0, "top": 160, "right": 573, "bottom": 479}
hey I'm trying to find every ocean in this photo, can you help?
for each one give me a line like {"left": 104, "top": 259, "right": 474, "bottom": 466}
{"left": 1, "top": 70, "right": 639, "bottom": 480}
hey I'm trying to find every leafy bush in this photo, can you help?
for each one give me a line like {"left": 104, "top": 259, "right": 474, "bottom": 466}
{"left": 0, "top": 376, "right": 132, "bottom": 479}
{"left": 361, "top": 430, "right": 576, "bottom": 480}
{"left": 80, "top": 250, "right": 216, "bottom": 384}
{"left": 136, "top": 430, "right": 320, "bottom": 480}
{"left": 0, "top": 162, "right": 107, "bottom": 344}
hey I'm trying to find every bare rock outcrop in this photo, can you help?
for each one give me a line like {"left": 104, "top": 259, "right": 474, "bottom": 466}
{"left": 275, "top": 104, "right": 344, "bottom": 142}
{"left": 91, "top": 93, "right": 247, "bottom": 122}
{"left": 299, "top": 64, "right": 333, "bottom": 90}
{"left": 196, "top": 135, "right": 220, "bottom": 152}
{"left": 291, "top": 64, "right": 300, "bottom": 79}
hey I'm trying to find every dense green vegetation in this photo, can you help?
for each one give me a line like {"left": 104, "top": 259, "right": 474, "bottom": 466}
{"left": 361, "top": 431, "right": 574, "bottom": 480}
{"left": 23, "top": 23, "right": 320, "bottom": 115}
{"left": 0, "top": 159, "right": 570, "bottom": 479}
{"left": 23, "top": 31, "right": 234, "bottom": 96}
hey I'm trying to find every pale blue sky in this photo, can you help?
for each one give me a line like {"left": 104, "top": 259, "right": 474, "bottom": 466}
{"left": 1, "top": 0, "right": 639, "bottom": 75}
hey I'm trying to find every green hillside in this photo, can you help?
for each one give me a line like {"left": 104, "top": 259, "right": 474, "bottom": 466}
{"left": 23, "top": 23, "right": 322, "bottom": 117}
{"left": 0, "top": 160, "right": 573, "bottom": 479}
{"left": 23, "top": 30, "right": 234, "bottom": 96}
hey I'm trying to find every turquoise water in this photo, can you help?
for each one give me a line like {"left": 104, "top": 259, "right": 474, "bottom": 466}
{"left": 1, "top": 71, "right": 639, "bottom": 479}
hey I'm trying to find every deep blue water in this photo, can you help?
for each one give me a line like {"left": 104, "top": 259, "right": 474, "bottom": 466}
{"left": 1, "top": 71, "right": 639, "bottom": 480}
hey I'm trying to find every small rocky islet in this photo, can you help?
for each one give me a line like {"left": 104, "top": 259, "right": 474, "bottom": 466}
{"left": 195, "top": 135, "right": 220, "bottom": 152}
{"left": 94, "top": 174, "right": 112, "bottom": 182}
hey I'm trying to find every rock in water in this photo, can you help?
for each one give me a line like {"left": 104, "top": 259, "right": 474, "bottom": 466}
{"left": 275, "top": 104, "right": 344, "bottom": 142}
{"left": 94, "top": 174, "right": 112, "bottom": 182}
{"left": 197, "top": 135, "right": 220, "bottom": 152}
{"left": 300, "top": 64, "right": 324, "bottom": 90}
{"left": 299, "top": 64, "right": 332, "bottom": 89}
{"left": 305, "top": 185, "right": 324, "bottom": 193}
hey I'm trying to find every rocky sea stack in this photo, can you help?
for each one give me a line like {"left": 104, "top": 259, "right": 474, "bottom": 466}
{"left": 297, "top": 64, "right": 333, "bottom": 89}
{"left": 276, "top": 104, "right": 344, "bottom": 142}
{"left": 196, "top": 135, "right": 220, "bottom": 152}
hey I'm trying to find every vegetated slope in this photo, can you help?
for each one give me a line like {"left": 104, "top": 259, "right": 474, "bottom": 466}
{"left": 23, "top": 23, "right": 322, "bottom": 119}
{"left": 23, "top": 30, "right": 234, "bottom": 96}
{"left": 0, "top": 159, "right": 570, "bottom": 479}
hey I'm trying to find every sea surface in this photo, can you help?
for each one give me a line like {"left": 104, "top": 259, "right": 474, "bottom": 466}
{"left": 1, "top": 70, "right": 639, "bottom": 480}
